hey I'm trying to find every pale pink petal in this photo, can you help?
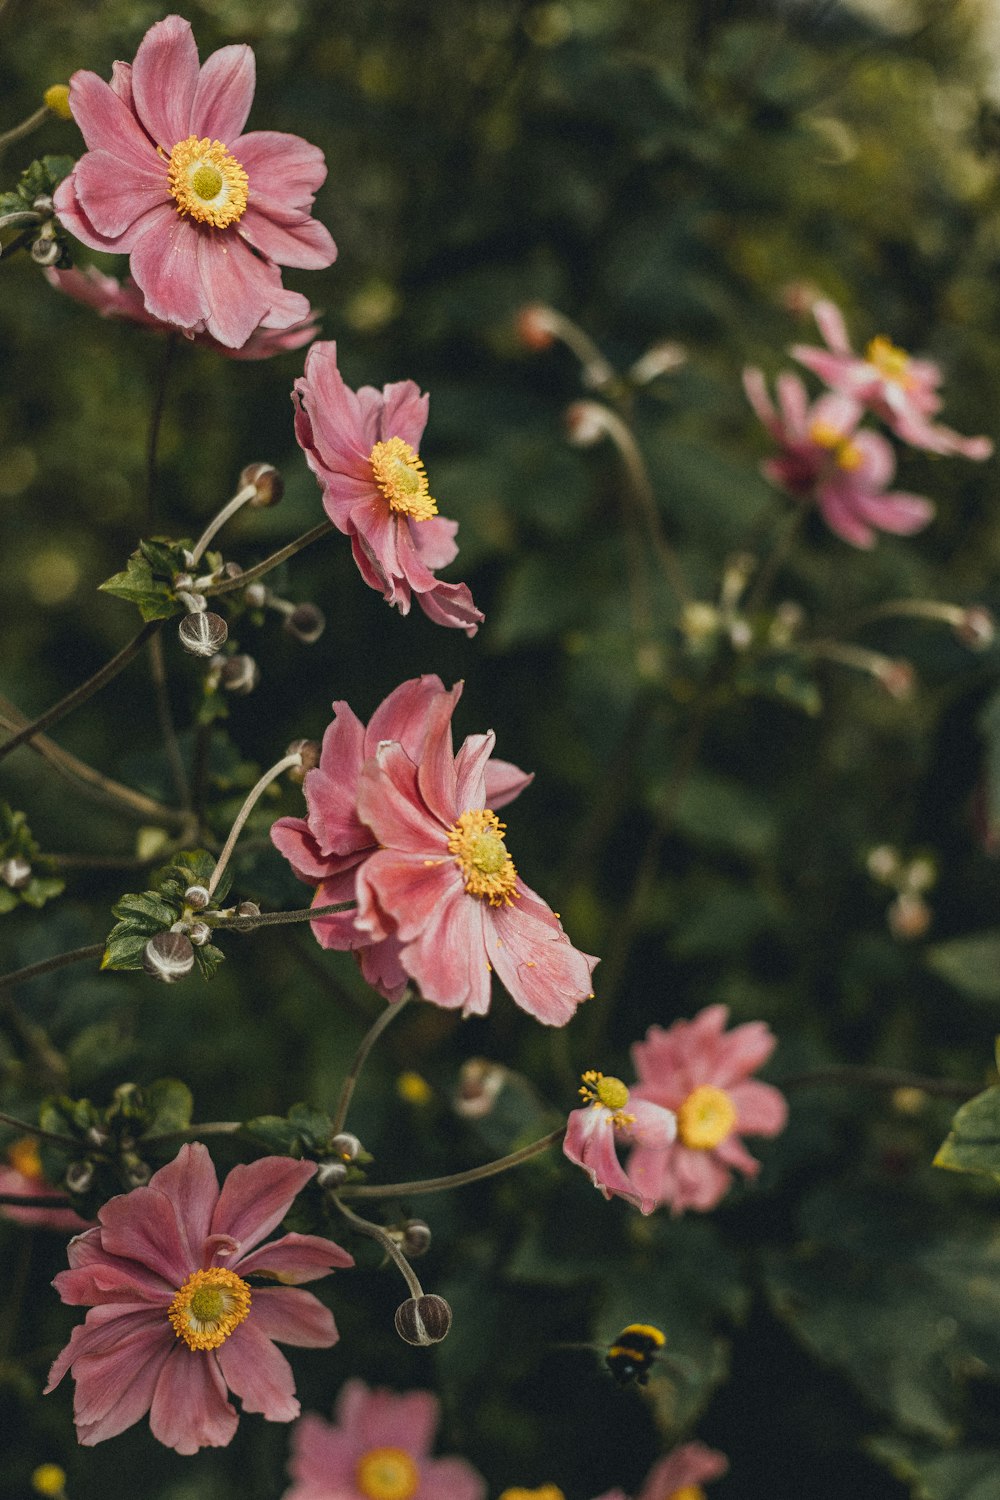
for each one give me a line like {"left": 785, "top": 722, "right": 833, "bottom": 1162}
{"left": 270, "top": 817, "right": 336, "bottom": 883}
{"left": 415, "top": 580, "right": 484, "bottom": 635}
{"left": 287, "top": 1411, "right": 358, "bottom": 1490}
{"left": 775, "top": 372, "right": 811, "bottom": 438}
{"left": 357, "top": 744, "right": 450, "bottom": 852}
{"left": 54, "top": 1258, "right": 172, "bottom": 1306}
{"left": 65, "top": 69, "right": 161, "bottom": 168}
{"left": 97, "top": 1186, "right": 191, "bottom": 1284}
{"left": 148, "top": 1343, "right": 239, "bottom": 1454}
{"left": 851, "top": 490, "right": 935, "bottom": 536}
{"left": 72, "top": 150, "right": 166, "bottom": 237}
{"left": 109, "top": 61, "right": 134, "bottom": 109}
{"left": 743, "top": 367, "right": 779, "bottom": 435}
{"left": 379, "top": 380, "right": 430, "bottom": 449}
{"left": 420, "top": 1457, "right": 488, "bottom": 1500}
{"left": 789, "top": 344, "right": 856, "bottom": 389}
{"left": 309, "top": 869, "right": 367, "bottom": 950}
{"left": 71, "top": 1320, "right": 173, "bottom": 1429}
{"left": 239, "top": 204, "right": 336, "bottom": 270}
{"left": 412, "top": 514, "right": 460, "bottom": 570}
{"left": 249, "top": 1286, "right": 339, "bottom": 1345}
{"left": 729, "top": 1079, "right": 788, "bottom": 1136}
{"left": 415, "top": 693, "right": 459, "bottom": 823}
{"left": 216, "top": 1320, "right": 299, "bottom": 1420}
{"left": 146, "top": 1142, "right": 220, "bottom": 1265}
{"left": 365, "top": 674, "right": 451, "bottom": 756}
{"left": 131, "top": 14, "right": 200, "bottom": 148}
{"left": 489, "top": 882, "right": 596, "bottom": 1026}
{"left": 453, "top": 731, "right": 495, "bottom": 812}
{"left": 714, "top": 1133, "right": 761, "bottom": 1177}
{"left": 303, "top": 700, "right": 367, "bottom": 853}
{"left": 195, "top": 231, "right": 275, "bottom": 349}
{"left": 231, "top": 131, "right": 328, "bottom": 208}
{"left": 211, "top": 1157, "right": 316, "bottom": 1254}
{"left": 809, "top": 390, "right": 863, "bottom": 438}
{"left": 815, "top": 481, "right": 876, "bottom": 549}
{"left": 357, "top": 937, "right": 411, "bottom": 1001}
{"left": 564, "top": 1106, "right": 655, "bottom": 1212}
{"left": 130, "top": 208, "right": 208, "bottom": 329}
{"left": 235, "top": 1231, "right": 353, "bottom": 1282}
{"left": 46, "top": 1303, "right": 167, "bottom": 1391}
{"left": 296, "top": 342, "right": 371, "bottom": 470}
{"left": 637, "top": 1442, "right": 728, "bottom": 1500}
{"left": 356, "top": 852, "right": 455, "bottom": 947}
{"left": 338, "top": 1380, "right": 439, "bottom": 1455}
{"left": 671, "top": 1144, "right": 734, "bottom": 1211}
{"left": 812, "top": 298, "right": 853, "bottom": 355}
{"left": 851, "top": 428, "right": 896, "bottom": 489}
{"left": 399, "top": 882, "right": 492, "bottom": 1016}
{"left": 710, "top": 1018, "right": 778, "bottom": 1087}
{"left": 191, "top": 44, "right": 255, "bottom": 140}
{"left": 484, "top": 757, "right": 534, "bottom": 810}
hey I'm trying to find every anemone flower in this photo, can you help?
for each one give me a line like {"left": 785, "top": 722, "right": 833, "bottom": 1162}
{"left": 0, "top": 1137, "right": 90, "bottom": 1233}
{"left": 562, "top": 1070, "right": 676, "bottom": 1215}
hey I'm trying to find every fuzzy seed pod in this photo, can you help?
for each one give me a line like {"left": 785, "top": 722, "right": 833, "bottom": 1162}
{"left": 401, "top": 1220, "right": 432, "bottom": 1258}
{"left": 142, "top": 930, "right": 195, "bottom": 982}
{"left": 394, "top": 1294, "right": 452, "bottom": 1346}
{"left": 240, "top": 462, "right": 284, "bottom": 508}
{"left": 184, "top": 884, "right": 210, "bottom": 911}
{"left": 236, "top": 900, "right": 261, "bottom": 920}
{"left": 179, "top": 611, "right": 228, "bottom": 657}
{"left": 244, "top": 582, "right": 268, "bottom": 609}
{"left": 188, "top": 920, "right": 212, "bottom": 947}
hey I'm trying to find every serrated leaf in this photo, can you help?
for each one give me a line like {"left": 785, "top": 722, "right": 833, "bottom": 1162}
{"left": 99, "top": 552, "right": 179, "bottom": 622}
{"left": 192, "top": 942, "right": 225, "bottom": 980}
{"left": 934, "top": 1086, "right": 1000, "bottom": 1181}
{"left": 110, "top": 891, "right": 178, "bottom": 930}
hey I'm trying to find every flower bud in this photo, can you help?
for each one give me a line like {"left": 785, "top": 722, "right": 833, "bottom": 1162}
{"left": 122, "top": 1154, "right": 152, "bottom": 1187}
{"left": 236, "top": 900, "right": 260, "bottom": 919}
{"left": 184, "top": 884, "right": 210, "bottom": 911}
{"left": 955, "top": 606, "right": 995, "bottom": 650}
{"left": 0, "top": 855, "right": 32, "bottom": 889}
{"left": 454, "top": 1058, "right": 508, "bottom": 1120}
{"left": 330, "top": 1131, "right": 362, "bottom": 1162}
{"left": 179, "top": 611, "right": 228, "bottom": 657}
{"left": 30, "top": 234, "right": 62, "bottom": 266}
{"left": 516, "top": 302, "right": 558, "bottom": 351}
{"left": 283, "top": 602, "right": 326, "bottom": 645}
{"left": 316, "top": 1159, "right": 348, "bottom": 1190}
{"left": 564, "top": 400, "right": 608, "bottom": 447}
{"left": 887, "top": 891, "right": 932, "bottom": 942}
{"left": 394, "top": 1293, "right": 452, "bottom": 1345}
{"left": 44, "top": 84, "right": 72, "bottom": 119}
{"left": 85, "top": 1124, "right": 109, "bottom": 1148}
{"left": 401, "top": 1219, "right": 432, "bottom": 1258}
{"left": 244, "top": 581, "right": 268, "bottom": 609}
{"left": 875, "top": 659, "right": 915, "bottom": 701}
{"left": 32, "top": 194, "right": 54, "bottom": 215}
{"left": 286, "top": 739, "right": 321, "bottom": 783}
{"left": 142, "top": 930, "right": 195, "bottom": 982}
{"left": 240, "top": 462, "right": 284, "bottom": 508}
{"left": 629, "top": 340, "right": 687, "bottom": 385}
{"left": 188, "top": 920, "right": 212, "bottom": 947}
{"left": 64, "top": 1160, "right": 93, "bottom": 1195}
{"left": 866, "top": 845, "right": 900, "bottom": 883}
{"left": 679, "top": 601, "right": 721, "bottom": 647}
{"left": 220, "top": 654, "right": 260, "bottom": 694}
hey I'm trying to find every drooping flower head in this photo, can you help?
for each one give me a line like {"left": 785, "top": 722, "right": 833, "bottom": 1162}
{"left": 743, "top": 367, "right": 934, "bottom": 549}
{"left": 293, "top": 342, "right": 483, "bottom": 634}
{"left": 270, "top": 676, "right": 532, "bottom": 1000}
{"left": 563, "top": 1070, "right": 676, "bottom": 1214}
{"left": 283, "top": 1378, "right": 486, "bottom": 1500}
{"left": 627, "top": 1005, "right": 787, "bottom": 1215}
{"left": 0, "top": 1137, "right": 91, "bottom": 1233}
{"left": 46, "top": 265, "right": 319, "bottom": 360}
{"left": 353, "top": 692, "right": 597, "bottom": 1023}
{"left": 46, "top": 1143, "right": 353, "bottom": 1452}
{"left": 790, "top": 299, "right": 993, "bottom": 460}
{"left": 53, "top": 15, "right": 336, "bottom": 349}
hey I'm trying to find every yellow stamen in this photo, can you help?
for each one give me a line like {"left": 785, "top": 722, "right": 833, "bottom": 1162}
{"left": 499, "top": 1490, "right": 567, "bottom": 1500}
{"left": 355, "top": 1447, "right": 420, "bottom": 1500}
{"left": 447, "top": 809, "right": 518, "bottom": 906}
{"left": 676, "top": 1084, "right": 737, "bottom": 1151}
{"left": 167, "top": 1266, "right": 251, "bottom": 1350}
{"left": 370, "top": 436, "right": 438, "bottom": 521}
{"left": 809, "top": 419, "right": 862, "bottom": 470}
{"left": 578, "top": 1070, "right": 635, "bottom": 1129}
{"left": 31, "top": 1466, "right": 67, "bottom": 1499}
{"left": 167, "top": 136, "right": 249, "bottom": 227}
{"left": 8, "top": 1136, "right": 43, "bottom": 1180}
{"left": 865, "top": 334, "right": 913, "bottom": 387}
{"left": 668, "top": 1489, "right": 707, "bottom": 1500}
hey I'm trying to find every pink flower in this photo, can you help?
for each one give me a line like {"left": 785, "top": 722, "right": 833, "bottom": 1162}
{"left": 270, "top": 676, "right": 531, "bottom": 1000}
{"left": 293, "top": 341, "right": 483, "bottom": 634}
{"left": 282, "top": 1378, "right": 486, "bottom": 1500}
{"left": 0, "top": 1138, "right": 91, "bottom": 1234}
{"left": 744, "top": 367, "right": 935, "bottom": 548}
{"left": 563, "top": 1070, "right": 676, "bottom": 1214}
{"left": 53, "top": 15, "right": 335, "bottom": 349}
{"left": 790, "top": 299, "right": 993, "bottom": 459}
{"left": 353, "top": 692, "right": 597, "bottom": 1024}
{"left": 45, "top": 1143, "right": 353, "bottom": 1452}
{"left": 626, "top": 1005, "right": 787, "bottom": 1215}
{"left": 46, "top": 265, "right": 319, "bottom": 360}
{"left": 634, "top": 1441, "right": 728, "bottom": 1500}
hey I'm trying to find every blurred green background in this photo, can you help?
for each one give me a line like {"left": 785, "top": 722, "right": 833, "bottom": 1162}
{"left": 6, "top": 1, "right": 1000, "bottom": 1496}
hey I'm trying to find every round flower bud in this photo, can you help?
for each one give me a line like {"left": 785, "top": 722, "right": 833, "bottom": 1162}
{"left": 866, "top": 845, "right": 900, "bottom": 883}
{"left": 516, "top": 302, "right": 558, "bottom": 351}
{"left": 244, "top": 581, "right": 268, "bottom": 609}
{"left": 394, "top": 1293, "right": 452, "bottom": 1346}
{"left": 30, "top": 234, "right": 61, "bottom": 266}
{"left": 876, "top": 659, "right": 915, "bottom": 701}
{"left": 286, "top": 739, "right": 321, "bottom": 784}
{"left": 142, "top": 930, "right": 195, "bottom": 982}
{"left": 184, "top": 884, "right": 210, "bottom": 911}
{"left": 236, "top": 900, "right": 261, "bottom": 920}
{"left": 564, "top": 400, "right": 607, "bottom": 447}
{"left": 454, "top": 1058, "right": 508, "bottom": 1119}
{"left": 316, "top": 1159, "right": 348, "bottom": 1190}
{"left": 179, "top": 611, "right": 228, "bottom": 657}
{"left": 32, "top": 194, "right": 54, "bottom": 215}
{"left": 188, "top": 920, "right": 212, "bottom": 947}
{"left": 64, "top": 1160, "right": 94, "bottom": 1195}
{"left": 283, "top": 602, "right": 326, "bottom": 645}
{"left": 44, "top": 84, "right": 72, "bottom": 119}
{"left": 887, "top": 891, "right": 932, "bottom": 942}
{"left": 330, "top": 1131, "right": 362, "bottom": 1162}
{"left": 122, "top": 1154, "right": 152, "bottom": 1187}
{"left": 955, "top": 606, "right": 995, "bottom": 651}
{"left": 85, "top": 1124, "right": 110, "bottom": 1148}
{"left": 173, "top": 572, "right": 194, "bottom": 593}
{"left": 629, "top": 339, "right": 687, "bottom": 385}
{"left": 401, "top": 1219, "right": 432, "bottom": 1258}
{"left": 220, "top": 654, "right": 260, "bottom": 694}
{"left": 240, "top": 462, "right": 284, "bottom": 508}
{"left": 0, "top": 855, "right": 32, "bottom": 889}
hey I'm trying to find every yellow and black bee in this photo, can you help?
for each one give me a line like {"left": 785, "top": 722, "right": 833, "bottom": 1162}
{"left": 604, "top": 1323, "right": 666, "bottom": 1387}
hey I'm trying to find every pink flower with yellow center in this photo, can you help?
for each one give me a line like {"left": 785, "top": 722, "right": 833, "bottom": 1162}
{"left": 352, "top": 691, "right": 597, "bottom": 1024}
{"left": 744, "top": 367, "right": 934, "bottom": 549}
{"left": 293, "top": 341, "right": 483, "bottom": 634}
{"left": 53, "top": 15, "right": 335, "bottom": 349}
{"left": 626, "top": 1005, "right": 787, "bottom": 1215}
{"left": 562, "top": 1071, "right": 677, "bottom": 1214}
{"left": 270, "top": 676, "right": 531, "bottom": 1000}
{"left": 45, "top": 1143, "right": 353, "bottom": 1452}
{"left": 502, "top": 1442, "right": 727, "bottom": 1500}
{"left": 0, "top": 1137, "right": 91, "bottom": 1234}
{"left": 282, "top": 1378, "right": 486, "bottom": 1500}
{"left": 790, "top": 299, "right": 993, "bottom": 460}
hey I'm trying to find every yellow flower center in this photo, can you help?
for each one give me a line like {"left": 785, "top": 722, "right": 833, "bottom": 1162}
{"left": 8, "top": 1136, "right": 43, "bottom": 1179}
{"left": 167, "top": 1266, "right": 251, "bottom": 1350}
{"left": 808, "top": 420, "right": 862, "bottom": 470}
{"left": 370, "top": 437, "right": 438, "bottom": 521}
{"left": 578, "top": 1070, "right": 635, "bottom": 1129}
{"left": 447, "top": 809, "right": 518, "bottom": 905}
{"left": 865, "top": 334, "right": 913, "bottom": 387}
{"left": 499, "top": 1490, "right": 567, "bottom": 1500}
{"left": 676, "top": 1085, "right": 737, "bottom": 1151}
{"left": 668, "top": 1489, "right": 707, "bottom": 1500}
{"left": 167, "top": 136, "right": 249, "bottom": 227}
{"left": 355, "top": 1447, "right": 420, "bottom": 1500}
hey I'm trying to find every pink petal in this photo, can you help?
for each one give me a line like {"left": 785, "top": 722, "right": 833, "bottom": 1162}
{"left": 195, "top": 231, "right": 276, "bottom": 349}
{"left": 812, "top": 298, "right": 853, "bottom": 355}
{"left": 148, "top": 1343, "right": 239, "bottom": 1453}
{"left": 146, "top": 1142, "right": 220, "bottom": 1265}
{"left": 296, "top": 342, "right": 371, "bottom": 471}
{"left": 809, "top": 390, "right": 863, "bottom": 439}
{"left": 54, "top": 1257, "right": 172, "bottom": 1306}
{"left": 216, "top": 1320, "right": 299, "bottom": 1420}
{"left": 357, "top": 851, "right": 463, "bottom": 943}
{"left": 775, "top": 372, "right": 811, "bottom": 439}
{"left": 131, "top": 15, "right": 200, "bottom": 148}
{"left": 671, "top": 1144, "right": 734, "bottom": 1212}
{"left": 730, "top": 1079, "right": 788, "bottom": 1136}
{"left": 710, "top": 1018, "right": 778, "bottom": 1086}
{"left": 742, "top": 367, "right": 778, "bottom": 434}
{"left": 357, "top": 744, "right": 449, "bottom": 853}
{"left": 288, "top": 1411, "right": 358, "bottom": 1490}
{"left": 65, "top": 70, "right": 162, "bottom": 169}
{"left": 851, "top": 490, "right": 935, "bottom": 536}
{"left": 239, "top": 204, "right": 336, "bottom": 270}
{"left": 232, "top": 130, "right": 329, "bottom": 209}
{"left": 53, "top": 174, "right": 148, "bottom": 255}
{"left": 71, "top": 1319, "right": 173, "bottom": 1429}
{"left": 109, "top": 61, "right": 134, "bottom": 109}
{"left": 420, "top": 1457, "right": 487, "bottom": 1500}
{"left": 46, "top": 1303, "right": 167, "bottom": 1391}
{"left": 72, "top": 150, "right": 166, "bottom": 238}
{"left": 249, "top": 1285, "right": 340, "bottom": 1345}
{"left": 270, "top": 816, "right": 333, "bottom": 884}
{"left": 398, "top": 882, "right": 492, "bottom": 1016}
{"left": 309, "top": 869, "right": 367, "bottom": 950}
{"left": 815, "top": 482, "right": 876, "bottom": 549}
{"left": 97, "top": 1185, "right": 191, "bottom": 1284}
{"left": 336, "top": 1379, "right": 439, "bottom": 1455}
{"left": 412, "top": 514, "right": 459, "bottom": 570}
{"left": 415, "top": 579, "right": 484, "bottom": 635}
{"left": 304, "top": 700, "right": 367, "bottom": 853}
{"left": 234, "top": 1231, "right": 353, "bottom": 1283}
{"left": 415, "top": 692, "right": 460, "bottom": 824}
{"left": 130, "top": 207, "right": 208, "bottom": 330}
{"left": 380, "top": 380, "right": 429, "bottom": 450}
{"left": 484, "top": 757, "right": 534, "bottom": 810}
{"left": 211, "top": 1156, "right": 316, "bottom": 1255}
{"left": 637, "top": 1442, "right": 728, "bottom": 1500}
{"left": 851, "top": 428, "right": 896, "bottom": 489}
{"left": 714, "top": 1133, "right": 762, "bottom": 1177}
{"left": 453, "top": 731, "right": 495, "bottom": 812}
{"left": 357, "top": 937, "right": 411, "bottom": 1002}
{"left": 564, "top": 1106, "right": 656, "bottom": 1213}
{"left": 191, "top": 44, "right": 255, "bottom": 141}
{"left": 489, "top": 881, "right": 597, "bottom": 1026}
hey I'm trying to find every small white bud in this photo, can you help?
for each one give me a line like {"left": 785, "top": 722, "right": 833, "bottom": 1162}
{"left": 142, "top": 930, "right": 195, "bottom": 982}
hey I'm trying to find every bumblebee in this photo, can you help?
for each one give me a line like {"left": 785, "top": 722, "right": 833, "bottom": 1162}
{"left": 604, "top": 1323, "right": 666, "bottom": 1387}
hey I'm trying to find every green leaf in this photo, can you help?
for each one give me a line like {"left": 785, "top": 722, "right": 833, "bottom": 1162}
{"left": 934, "top": 1086, "right": 1000, "bottom": 1182}
{"left": 110, "top": 891, "right": 178, "bottom": 929}
{"left": 926, "top": 931, "right": 1000, "bottom": 1002}
{"left": 192, "top": 942, "right": 225, "bottom": 981}
{"left": 140, "top": 1078, "right": 194, "bottom": 1138}
{"left": 871, "top": 1437, "right": 1000, "bottom": 1500}
{"left": 244, "top": 1114, "right": 304, "bottom": 1155}
{"left": 99, "top": 552, "right": 179, "bottom": 622}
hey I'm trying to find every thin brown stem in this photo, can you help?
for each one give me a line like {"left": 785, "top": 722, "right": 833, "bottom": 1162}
{"left": 207, "top": 751, "right": 303, "bottom": 899}
{"left": 330, "top": 1196, "right": 424, "bottom": 1299}
{"left": 780, "top": 1065, "right": 980, "bottom": 1101}
{"left": 0, "top": 1111, "right": 79, "bottom": 1148}
{"left": 149, "top": 631, "right": 191, "bottom": 807}
{"left": 0, "top": 104, "right": 49, "bottom": 155}
{"left": 204, "top": 520, "right": 334, "bottom": 598}
{"left": 0, "top": 619, "right": 165, "bottom": 763}
{"left": 226, "top": 900, "right": 356, "bottom": 932}
{"left": 145, "top": 333, "right": 177, "bottom": 525}
{"left": 339, "top": 1126, "right": 565, "bottom": 1200}
{"left": 331, "top": 990, "right": 412, "bottom": 1136}
{"left": 0, "top": 1192, "right": 71, "bottom": 1208}
{"left": 142, "top": 1120, "right": 242, "bottom": 1147}
{"left": 0, "top": 943, "right": 104, "bottom": 992}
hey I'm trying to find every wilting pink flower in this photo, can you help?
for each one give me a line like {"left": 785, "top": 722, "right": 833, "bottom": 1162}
{"left": 626, "top": 1005, "right": 787, "bottom": 1215}
{"left": 744, "top": 367, "right": 934, "bottom": 549}
{"left": 0, "top": 1138, "right": 91, "bottom": 1233}
{"left": 353, "top": 692, "right": 597, "bottom": 1024}
{"left": 53, "top": 15, "right": 335, "bottom": 349}
{"left": 46, "top": 1143, "right": 353, "bottom": 1452}
{"left": 270, "top": 676, "right": 531, "bottom": 1000}
{"left": 790, "top": 299, "right": 993, "bottom": 459}
{"left": 563, "top": 1070, "right": 676, "bottom": 1214}
{"left": 283, "top": 1379, "right": 486, "bottom": 1500}
{"left": 46, "top": 265, "right": 318, "bottom": 360}
{"left": 293, "top": 341, "right": 483, "bottom": 634}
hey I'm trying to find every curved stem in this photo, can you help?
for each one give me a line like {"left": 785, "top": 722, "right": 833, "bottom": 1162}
{"left": 0, "top": 1191, "right": 71, "bottom": 1208}
{"left": 339, "top": 1125, "right": 565, "bottom": 1200}
{"left": 206, "top": 751, "right": 302, "bottom": 899}
{"left": 0, "top": 619, "right": 165, "bottom": 763}
{"left": 331, "top": 1195, "right": 424, "bottom": 1299}
{"left": 0, "top": 1111, "right": 79, "bottom": 1149}
{"left": 0, "top": 943, "right": 104, "bottom": 992}
{"left": 780, "top": 1065, "right": 980, "bottom": 1101}
{"left": 0, "top": 104, "right": 49, "bottom": 155}
{"left": 746, "top": 505, "right": 806, "bottom": 613}
{"left": 226, "top": 900, "right": 356, "bottom": 932}
{"left": 331, "top": 990, "right": 412, "bottom": 1137}
{"left": 190, "top": 483, "right": 256, "bottom": 566}
{"left": 142, "top": 1120, "right": 242, "bottom": 1147}
{"left": 204, "top": 520, "right": 334, "bottom": 598}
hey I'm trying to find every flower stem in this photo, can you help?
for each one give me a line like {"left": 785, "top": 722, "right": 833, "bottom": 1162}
{"left": 142, "top": 1120, "right": 243, "bottom": 1147}
{"left": 331, "top": 990, "right": 412, "bottom": 1137}
{"left": 0, "top": 943, "right": 104, "bottom": 992}
{"left": 330, "top": 1195, "right": 424, "bottom": 1299}
{"left": 0, "top": 104, "right": 49, "bottom": 156}
{"left": 0, "top": 1191, "right": 71, "bottom": 1208}
{"left": 0, "top": 1111, "right": 79, "bottom": 1149}
{"left": 226, "top": 900, "right": 356, "bottom": 932}
{"left": 0, "top": 619, "right": 165, "bottom": 763}
{"left": 204, "top": 520, "right": 335, "bottom": 598}
{"left": 206, "top": 751, "right": 303, "bottom": 899}
{"left": 780, "top": 1065, "right": 980, "bottom": 1100}
{"left": 339, "top": 1126, "right": 565, "bottom": 1200}
{"left": 189, "top": 483, "right": 256, "bottom": 566}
